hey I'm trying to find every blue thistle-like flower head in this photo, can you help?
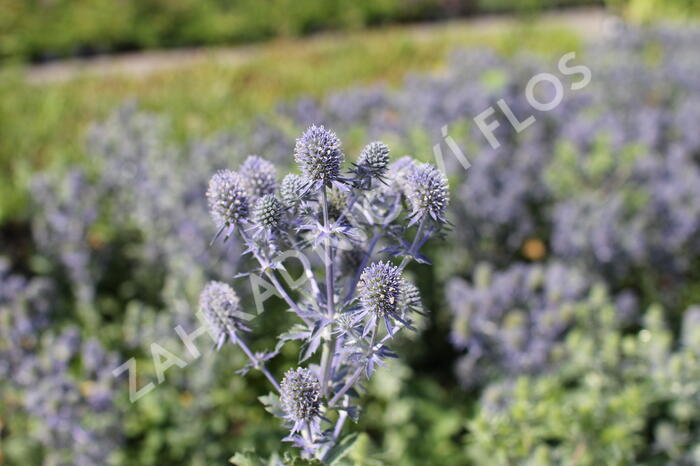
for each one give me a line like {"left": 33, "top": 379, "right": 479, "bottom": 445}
{"left": 280, "top": 173, "right": 309, "bottom": 207}
{"left": 280, "top": 367, "right": 322, "bottom": 431}
{"left": 358, "top": 261, "right": 402, "bottom": 318}
{"left": 206, "top": 169, "right": 249, "bottom": 228}
{"left": 253, "top": 194, "right": 283, "bottom": 230}
{"left": 294, "top": 125, "right": 344, "bottom": 187}
{"left": 199, "top": 281, "right": 250, "bottom": 349}
{"left": 405, "top": 163, "right": 449, "bottom": 223}
{"left": 357, "top": 141, "right": 390, "bottom": 178}
{"left": 240, "top": 155, "right": 277, "bottom": 199}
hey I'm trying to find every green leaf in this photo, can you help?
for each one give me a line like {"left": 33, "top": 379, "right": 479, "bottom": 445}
{"left": 283, "top": 452, "right": 325, "bottom": 465}
{"left": 229, "top": 451, "right": 267, "bottom": 466}
{"left": 323, "top": 433, "right": 360, "bottom": 465}
{"left": 258, "top": 392, "right": 285, "bottom": 418}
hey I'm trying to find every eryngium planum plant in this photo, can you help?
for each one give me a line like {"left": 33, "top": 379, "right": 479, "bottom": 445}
{"left": 202, "top": 125, "right": 447, "bottom": 461}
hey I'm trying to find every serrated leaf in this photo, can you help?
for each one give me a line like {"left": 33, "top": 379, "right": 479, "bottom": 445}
{"left": 275, "top": 325, "right": 311, "bottom": 352}
{"left": 299, "top": 333, "right": 323, "bottom": 362}
{"left": 258, "top": 392, "right": 285, "bottom": 418}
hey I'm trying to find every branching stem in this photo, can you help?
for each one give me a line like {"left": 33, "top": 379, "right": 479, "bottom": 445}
{"left": 230, "top": 331, "right": 281, "bottom": 392}
{"left": 398, "top": 217, "right": 427, "bottom": 272}
{"left": 238, "top": 227, "right": 308, "bottom": 324}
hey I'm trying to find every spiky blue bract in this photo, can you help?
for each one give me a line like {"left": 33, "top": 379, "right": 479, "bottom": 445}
{"left": 240, "top": 155, "right": 277, "bottom": 199}
{"left": 358, "top": 261, "right": 402, "bottom": 318}
{"left": 206, "top": 169, "right": 249, "bottom": 228}
{"left": 280, "top": 367, "right": 322, "bottom": 430}
{"left": 199, "top": 281, "right": 250, "bottom": 349}
{"left": 294, "top": 125, "right": 344, "bottom": 187}
{"left": 253, "top": 194, "right": 283, "bottom": 229}
{"left": 406, "top": 163, "right": 450, "bottom": 223}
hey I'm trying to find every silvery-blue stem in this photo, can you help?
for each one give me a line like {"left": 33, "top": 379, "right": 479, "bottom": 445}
{"left": 230, "top": 331, "right": 281, "bottom": 392}
{"left": 285, "top": 231, "right": 322, "bottom": 299}
{"left": 398, "top": 216, "right": 427, "bottom": 272}
{"left": 238, "top": 227, "right": 308, "bottom": 323}
{"left": 328, "top": 364, "right": 363, "bottom": 407}
{"left": 329, "top": 325, "right": 376, "bottom": 407}
{"left": 332, "top": 407, "right": 348, "bottom": 440}
{"left": 319, "top": 187, "right": 337, "bottom": 396}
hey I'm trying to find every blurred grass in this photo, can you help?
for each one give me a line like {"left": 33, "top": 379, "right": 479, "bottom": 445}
{"left": 0, "top": 21, "right": 581, "bottom": 223}
{"left": 606, "top": 0, "right": 700, "bottom": 23}
{"left": 0, "top": 0, "right": 595, "bottom": 61}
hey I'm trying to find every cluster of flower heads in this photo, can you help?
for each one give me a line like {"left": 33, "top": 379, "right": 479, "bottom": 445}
{"left": 202, "top": 125, "right": 447, "bottom": 459}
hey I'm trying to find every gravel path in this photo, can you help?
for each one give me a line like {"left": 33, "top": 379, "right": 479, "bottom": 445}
{"left": 25, "top": 7, "right": 616, "bottom": 85}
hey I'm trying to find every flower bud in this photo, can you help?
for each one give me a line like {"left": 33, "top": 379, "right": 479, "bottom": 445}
{"left": 280, "top": 173, "right": 308, "bottom": 207}
{"left": 294, "top": 125, "right": 344, "bottom": 186}
{"left": 358, "top": 261, "right": 402, "bottom": 317}
{"left": 240, "top": 155, "right": 277, "bottom": 199}
{"left": 206, "top": 170, "right": 249, "bottom": 227}
{"left": 199, "top": 281, "right": 249, "bottom": 348}
{"left": 406, "top": 163, "right": 449, "bottom": 223}
{"left": 280, "top": 367, "right": 321, "bottom": 424}
{"left": 253, "top": 194, "right": 283, "bottom": 229}
{"left": 398, "top": 278, "right": 423, "bottom": 316}
{"left": 357, "top": 141, "right": 390, "bottom": 178}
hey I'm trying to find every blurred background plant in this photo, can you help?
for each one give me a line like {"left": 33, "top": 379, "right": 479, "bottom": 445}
{"left": 0, "top": 0, "right": 598, "bottom": 62}
{"left": 2, "top": 1, "right": 700, "bottom": 465}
